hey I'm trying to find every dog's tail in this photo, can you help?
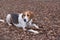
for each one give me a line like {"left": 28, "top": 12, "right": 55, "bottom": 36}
{"left": 0, "top": 19, "right": 5, "bottom": 23}
{"left": 28, "top": 29, "right": 39, "bottom": 34}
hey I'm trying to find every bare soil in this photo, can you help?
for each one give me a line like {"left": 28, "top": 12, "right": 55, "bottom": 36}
{"left": 0, "top": 0, "right": 60, "bottom": 40}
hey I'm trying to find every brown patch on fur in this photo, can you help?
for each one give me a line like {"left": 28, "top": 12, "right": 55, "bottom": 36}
{"left": 23, "top": 11, "right": 34, "bottom": 20}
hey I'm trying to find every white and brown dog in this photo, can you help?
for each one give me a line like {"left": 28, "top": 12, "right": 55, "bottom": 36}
{"left": 0, "top": 11, "right": 39, "bottom": 34}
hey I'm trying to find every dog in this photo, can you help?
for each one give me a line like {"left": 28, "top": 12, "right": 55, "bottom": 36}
{"left": 0, "top": 11, "right": 39, "bottom": 34}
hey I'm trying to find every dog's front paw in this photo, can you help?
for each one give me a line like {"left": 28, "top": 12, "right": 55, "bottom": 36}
{"left": 23, "top": 27, "right": 27, "bottom": 31}
{"left": 33, "top": 24, "right": 39, "bottom": 29}
{"left": 35, "top": 25, "right": 39, "bottom": 29}
{"left": 8, "top": 24, "right": 12, "bottom": 27}
{"left": 23, "top": 28, "right": 27, "bottom": 31}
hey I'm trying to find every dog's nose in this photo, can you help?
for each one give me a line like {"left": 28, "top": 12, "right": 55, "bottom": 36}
{"left": 24, "top": 19, "right": 26, "bottom": 22}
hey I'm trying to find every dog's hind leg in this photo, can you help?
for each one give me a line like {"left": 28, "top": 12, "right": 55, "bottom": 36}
{"left": 6, "top": 14, "right": 12, "bottom": 26}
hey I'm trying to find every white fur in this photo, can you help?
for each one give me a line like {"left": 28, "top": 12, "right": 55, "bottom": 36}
{"left": 6, "top": 14, "right": 12, "bottom": 26}
{"left": 0, "top": 19, "right": 4, "bottom": 22}
{"left": 28, "top": 29, "right": 39, "bottom": 34}
{"left": 23, "top": 15, "right": 29, "bottom": 22}
{"left": 0, "top": 13, "right": 39, "bottom": 34}
{"left": 13, "top": 14, "right": 27, "bottom": 30}
{"left": 28, "top": 19, "right": 39, "bottom": 29}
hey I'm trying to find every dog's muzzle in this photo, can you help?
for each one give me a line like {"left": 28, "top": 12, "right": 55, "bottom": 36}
{"left": 24, "top": 19, "right": 26, "bottom": 22}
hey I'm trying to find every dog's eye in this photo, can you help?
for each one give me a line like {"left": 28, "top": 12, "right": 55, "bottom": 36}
{"left": 27, "top": 14, "right": 29, "bottom": 16}
{"left": 23, "top": 14, "right": 25, "bottom": 16}
{"left": 22, "top": 14, "right": 25, "bottom": 18}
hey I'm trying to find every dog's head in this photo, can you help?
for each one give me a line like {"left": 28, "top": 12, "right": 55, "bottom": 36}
{"left": 22, "top": 11, "right": 34, "bottom": 22}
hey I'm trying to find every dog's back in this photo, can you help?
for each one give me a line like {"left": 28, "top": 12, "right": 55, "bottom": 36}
{"left": 11, "top": 13, "right": 19, "bottom": 24}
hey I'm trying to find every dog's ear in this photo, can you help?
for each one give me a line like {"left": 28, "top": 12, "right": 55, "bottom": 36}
{"left": 29, "top": 11, "right": 34, "bottom": 19}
